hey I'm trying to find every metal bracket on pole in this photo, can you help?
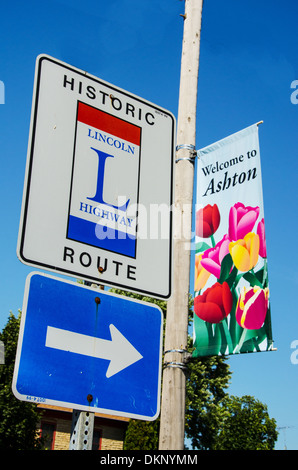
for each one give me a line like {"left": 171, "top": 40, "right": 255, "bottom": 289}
{"left": 175, "top": 144, "right": 197, "bottom": 163}
{"left": 163, "top": 348, "right": 191, "bottom": 371}
{"left": 69, "top": 410, "right": 95, "bottom": 450}
{"left": 163, "top": 361, "right": 188, "bottom": 371}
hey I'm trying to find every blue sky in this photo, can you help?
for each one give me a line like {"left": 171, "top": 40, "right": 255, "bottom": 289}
{"left": 1, "top": 0, "right": 298, "bottom": 450}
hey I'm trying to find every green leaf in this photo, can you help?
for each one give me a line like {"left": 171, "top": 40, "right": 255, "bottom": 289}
{"left": 218, "top": 254, "right": 233, "bottom": 284}
{"left": 254, "top": 268, "right": 264, "bottom": 283}
{"left": 195, "top": 241, "right": 211, "bottom": 254}
{"left": 242, "top": 271, "right": 263, "bottom": 288}
{"left": 193, "top": 316, "right": 223, "bottom": 357}
{"left": 229, "top": 290, "right": 242, "bottom": 346}
{"left": 253, "top": 260, "right": 269, "bottom": 288}
{"left": 192, "top": 315, "right": 213, "bottom": 357}
{"left": 211, "top": 323, "right": 222, "bottom": 355}
{"left": 225, "top": 266, "right": 238, "bottom": 289}
{"left": 218, "top": 319, "right": 234, "bottom": 354}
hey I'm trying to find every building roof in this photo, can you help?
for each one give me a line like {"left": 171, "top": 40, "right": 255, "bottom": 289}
{"left": 37, "top": 404, "right": 130, "bottom": 423}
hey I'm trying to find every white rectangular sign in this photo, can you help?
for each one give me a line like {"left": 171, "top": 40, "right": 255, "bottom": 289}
{"left": 17, "top": 55, "right": 175, "bottom": 298}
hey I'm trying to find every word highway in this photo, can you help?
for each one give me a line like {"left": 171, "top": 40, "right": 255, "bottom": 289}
{"left": 79, "top": 202, "right": 134, "bottom": 229}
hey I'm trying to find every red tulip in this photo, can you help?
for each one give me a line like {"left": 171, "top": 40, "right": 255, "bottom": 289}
{"left": 196, "top": 204, "right": 220, "bottom": 238}
{"left": 194, "top": 281, "right": 233, "bottom": 324}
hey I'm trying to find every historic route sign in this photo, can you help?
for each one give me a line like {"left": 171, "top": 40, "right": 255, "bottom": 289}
{"left": 17, "top": 55, "right": 175, "bottom": 298}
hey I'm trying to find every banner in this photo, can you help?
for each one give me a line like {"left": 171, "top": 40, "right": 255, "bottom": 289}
{"left": 193, "top": 123, "right": 273, "bottom": 357}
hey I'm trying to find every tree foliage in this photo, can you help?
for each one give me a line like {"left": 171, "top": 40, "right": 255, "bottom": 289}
{"left": 124, "top": 418, "right": 160, "bottom": 450}
{"left": 185, "top": 353, "right": 231, "bottom": 450}
{"left": 0, "top": 311, "right": 43, "bottom": 450}
{"left": 213, "top": 395, "right": 278, "bottom": 450}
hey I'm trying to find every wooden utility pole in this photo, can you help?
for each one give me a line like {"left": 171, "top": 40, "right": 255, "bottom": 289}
{"left": 159, "top": 0, "right": 203, "bottom": 450}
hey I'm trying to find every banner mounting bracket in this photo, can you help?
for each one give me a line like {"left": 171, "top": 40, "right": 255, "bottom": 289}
{"left": 175, "top": 144, "right": 197, "bottom": 163}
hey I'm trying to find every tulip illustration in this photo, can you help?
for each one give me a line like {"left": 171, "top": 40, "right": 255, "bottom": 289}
{"left": 193, "top": 198, "right": 272, "bottom": 355}
{"left": 194, "top": 253, "right": 211, "bottom": 291}
{"left": 257, "top": 218, "right": 267, "bottom": 258}
{"left": 200, "top": 234, "right": 231, "bottom": 279}
{"left": 194, "top": 281, "right": 233, "bottom": 324}
{"left": 236, "top": 286, "right": 269, "bottom": 329}
{"left": 196, "top": 204, "right": 220, "bottom": 238}
{"left": 229, "top": 232, "right": 259, "bottom": 272}
{"left": 229, "top": 202, "right": 260, "bottom": 241}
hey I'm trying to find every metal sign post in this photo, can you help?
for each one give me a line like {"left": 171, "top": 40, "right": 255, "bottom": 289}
{"left": 69, "top": 410, "right": 95, "bottom": 450}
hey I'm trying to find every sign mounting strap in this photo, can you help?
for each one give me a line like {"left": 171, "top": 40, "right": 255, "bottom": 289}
{"left": 175, "top": 144, "right": 197, "bottom": 163}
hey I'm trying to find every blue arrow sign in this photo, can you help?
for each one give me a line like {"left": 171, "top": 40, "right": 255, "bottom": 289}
{"left": 12, "top": 273, "right": 163, "bottom": 420}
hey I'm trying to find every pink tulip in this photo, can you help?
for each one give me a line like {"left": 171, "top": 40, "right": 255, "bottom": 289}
{"left": 229, "top": 202, "right": 260, "bottom": 241}
{"left": 201, "top": 234, "right": 231, "bottom": 279}
{"left": 236, "top": 286, "right": 269, "bottom": 330}
{"left": 257, "top": 218, "right": 267, "bottom": 258}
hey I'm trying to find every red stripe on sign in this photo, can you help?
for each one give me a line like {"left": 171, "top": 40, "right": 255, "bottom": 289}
{"left": 77, "top": 102, "right": 141, "bottom": 146}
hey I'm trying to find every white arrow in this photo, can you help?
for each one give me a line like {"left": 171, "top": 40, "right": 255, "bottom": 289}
{"left": 45, "top": 325, "right": 143, "bottom": 378}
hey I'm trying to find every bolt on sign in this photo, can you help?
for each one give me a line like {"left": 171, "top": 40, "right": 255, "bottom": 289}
{"left": 17, "top": 55, "right": 175, "bottom": 298}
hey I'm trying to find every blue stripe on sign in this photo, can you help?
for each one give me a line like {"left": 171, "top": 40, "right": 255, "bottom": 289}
{"left": 67, "top": 215, "right": 136, "bottom": 257}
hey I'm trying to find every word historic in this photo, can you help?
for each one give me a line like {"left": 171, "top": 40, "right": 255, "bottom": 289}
{"left": 63, "top": 74, "right": 155, "bottom": 126}
{"left": 201, "top": 150, "right": 258, "bottom": 197}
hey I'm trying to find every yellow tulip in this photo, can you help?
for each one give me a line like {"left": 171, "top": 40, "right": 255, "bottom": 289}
{"left": 229, "top": 232, "right": 260, "bottom": 272}
{"left": 194, "top": 253, "right": 211, "bottom": 291}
